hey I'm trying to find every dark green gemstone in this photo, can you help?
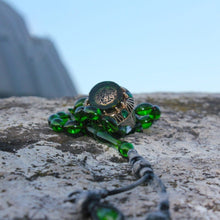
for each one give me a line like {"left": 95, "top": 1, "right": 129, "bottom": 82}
{"left": 135, "top": 103, "right": 153, "bottom": 116}
{"left": 121, "top": 109, "right": 128, "bottom": 118}
{"left": 96, "top": 207, "right": 121, "bottom": 220}
{"left": 73, "top": 97, "right": 87, "bottom": 109}
{"left": 102, "top": 116, "right": 119, "bottom": 133}
{"left": 48, "top": 114, "right": 59, "bottom": 125}
{"left": 64, "top": 120, "right": 82, "bottom": 134}
{"left": 74, "top": 106, "right": 87, "bottom": 121}
{"left": 118, "top": 142, "right": 134, "bottom": 157}
{"left": 83, "top": 106, "right": 101, "bottom": 120}
{"left": 50, "top": 118, "right": 64, "bottom": 132}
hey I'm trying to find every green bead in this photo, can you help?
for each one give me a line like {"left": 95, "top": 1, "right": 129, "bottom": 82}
{"left": 135, "top": 103, "right": 153, "bottom": 116}
{"left": 73, "top": 97, "right": 87, "bottom": 109}
{"left": 96, "top": 207, "right": 121, "bottom": 220}
{"left": 68, "top": 108, "right": 75, "bottom": 114}
{"left": 48, "top": 114, "right": 59, "bottom": 125}
{"left": 142, "top": 121, "right": 152, "bottom": 129}
{"left": 56, "top": 111, "right": 69, "bottom": 124}
{"left": 137, "top": 115, "right": 153, "bottom": 129}
{"left": 102, "top": 116, "right": 119, "bottom": 133}
{"left": 83, "top": 106, "right": 101, "bottom": 120}
{"left": 64, "top": 120, "right": 82, "bottom": 134}
{"left": 56, "top": 111, "right": 69, "bottom": 119}
{"left": 121, "top": 109, "right": 128, "bottom": 118}
{"left": 50, "top": 118, "right": 64, "bottom": 132}
{"left": 118, "top": 142, "right": 134, "bottom": 158}
{"left": 151, "top": 105, "right": 161, "bottom": 120}
{"left": 74, "top": 106, "right": 88, "bottom": 121}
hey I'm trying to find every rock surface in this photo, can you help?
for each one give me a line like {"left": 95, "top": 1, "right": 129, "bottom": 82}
{"left": 0, "top": 93, "right": 220, "bottom": 220}
{"left": 0, "top": 0, "right": 77, "bottom": 98}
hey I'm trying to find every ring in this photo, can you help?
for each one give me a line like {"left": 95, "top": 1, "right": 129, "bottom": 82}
{"left": 85, "top": 81, "right": 136, "bottom": 128}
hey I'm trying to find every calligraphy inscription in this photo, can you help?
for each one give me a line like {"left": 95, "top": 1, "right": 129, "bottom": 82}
{"left": 95, "top": 87, "right": 117, "bottom": 106}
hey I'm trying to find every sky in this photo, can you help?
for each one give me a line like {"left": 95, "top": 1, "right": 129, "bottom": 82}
{"left": 4, "top": 0, "right": 220, "bottom": 94}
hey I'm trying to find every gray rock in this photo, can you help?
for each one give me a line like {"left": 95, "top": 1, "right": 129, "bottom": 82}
{"left": 0, "top": 0, "right": 77, "bottom": 98}
{"left": 0, "top": 93, "right": 220, "bottom": 219}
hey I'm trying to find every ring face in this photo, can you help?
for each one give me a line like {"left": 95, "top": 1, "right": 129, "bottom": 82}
{"left": 95, "top": 87, "right": 117, "bottom": 106}
{"left": 89, "top": 81, "right": 123, "bottom": 110}
{"left": 87, "top": 81, "right": 135, "bottom": 127}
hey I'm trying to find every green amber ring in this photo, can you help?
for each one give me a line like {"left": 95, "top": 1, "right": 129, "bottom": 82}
{"left": 86, "top": 81, "right": 135, "bottom": 127}
{"left": 48, "top": 81, "right": 162, "bottom": 156}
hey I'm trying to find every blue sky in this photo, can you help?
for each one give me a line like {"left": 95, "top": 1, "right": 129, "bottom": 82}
{"left": 5, "top": 0, "right": 220, "bottom": 94}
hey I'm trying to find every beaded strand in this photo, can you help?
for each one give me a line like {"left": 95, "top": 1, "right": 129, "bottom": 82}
{"left": 48, "top": 96, "right": 171, "bottom": 219}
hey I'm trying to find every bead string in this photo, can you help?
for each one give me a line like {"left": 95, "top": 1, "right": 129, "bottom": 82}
{"left": 48, "top": 97, "right": 171, "bottom": 219}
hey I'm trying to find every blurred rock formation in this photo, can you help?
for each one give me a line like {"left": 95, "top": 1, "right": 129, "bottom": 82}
{"left": 0, "top": 0, "right": 77, "bottom": 98}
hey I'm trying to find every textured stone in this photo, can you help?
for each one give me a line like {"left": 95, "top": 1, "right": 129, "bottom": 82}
{"left": 0, "top": 93, "right": 220, "bottom": 220}
{"left": 0, "top": 1, "right": 77, "bottom": 98}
